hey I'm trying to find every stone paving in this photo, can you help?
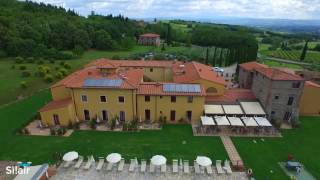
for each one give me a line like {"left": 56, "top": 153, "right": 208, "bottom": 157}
{"left": 51, "top": 162, "right": 249, "bottom": 180}
{"left": 220, "top": 136, "right": 244, "bottom": 169}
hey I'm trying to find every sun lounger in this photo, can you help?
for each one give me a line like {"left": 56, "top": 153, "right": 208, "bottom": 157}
{"left": 161, "top": 164, "right": 166, "bottom": 173}
{"left": 183, "top": 160, "right": 189, "bottom": 174}
{"left": 84, "top": 156, "right": 93, "bottom": 170}
{"left": 96, "top": 158, "right": 104, "bottom": 170}
{"left": 74, "top": 156, "right": 84, "bottom": 169}
{"left": 140, "top": 159, "right": 146, "bottom": 172}
{"left": 216, "top": 160, "right": 225, "bottom": 174}
{"left": 107, "top": 162, "right": 113, "bottom": 171}
{"left": 63, "top": 161, "right": 72, "bottom": 168}
{"left": 224, "top": 160, "right": 232, "bottom": 174}
{"left": 194, "top": 160, "right": 200, "bottom": 174}
{"left": 172, "top": 159, "right": 178, "bottom": 173}
{"left": 129, "top": 159, "right": 136, "bottom": 172}
{"left": 118, "top": 158, "right": 125, "bottom": 171}
{"left": 206, "top": 165, "right": 213, "bottom": 174}
{"left": 150, "top": 163, "right": 155, "bottom": 173}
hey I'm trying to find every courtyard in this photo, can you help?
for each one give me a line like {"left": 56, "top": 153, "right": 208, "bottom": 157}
{"left": 0, "top": 90, "right": 319, "bottom": 180}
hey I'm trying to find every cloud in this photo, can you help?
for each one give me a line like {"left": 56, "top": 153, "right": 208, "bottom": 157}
{"left": 30, "top": 0, "right": 320, "bottom": 19}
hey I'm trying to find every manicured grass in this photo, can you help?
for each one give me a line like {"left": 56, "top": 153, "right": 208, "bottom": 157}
{"left": 0, "top": 90, "right": 227, "bottom": 165}
{"left": 233, "top": 116, "right": 320, "bottom": 180}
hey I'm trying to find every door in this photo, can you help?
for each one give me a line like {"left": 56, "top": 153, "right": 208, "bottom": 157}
{"left": 283, "top": 112, "right": 292, "bottom": 122}
{"left": 120, "top": 111, "right": 125, "bottom": 122}
{"left": 145, "top": 109, "right": 151, "bottom": 121}
{"left": 84, "top": 109, "right": 90, "bottom": 120}
{"left": 102, "top": 110, "right": 108, "bottom": 121}
{"left": 53, "top": 114, "right": 60, "bottom": 125}
{"left": 186, "top": 111, "right": 192, "bottom": 122}
{"left": 170, "top": 110, "right": 176, "bottom": 121}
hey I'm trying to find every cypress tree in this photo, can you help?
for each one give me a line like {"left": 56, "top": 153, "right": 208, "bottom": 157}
{"left": 300, "top": 40, "right": 308, "bottom": 61}
{"left": 212, "top": 47, "right": 217, "bottom": 66}
{"left": 205, "top": 47, "right": 209, "bottom": 65}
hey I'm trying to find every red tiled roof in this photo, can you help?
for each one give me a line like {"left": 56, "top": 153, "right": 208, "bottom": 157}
{"left": 305, "top": 81, "right": 320, "bottom": 88}
{"left": 140, "top": 33, "right": 160, "bottom": 38}
{"left": 137, "top": 82, "right": 206, "bottom": 96}
{"left": 52, "top": 67, "right": 144, "bottom": 89}
{"left": 239, "top": 61, "right": 268, "bottom": 71}
{"left": 39, "top": 98, "right": 72, "bottom": 112}
{"left": 255, "top": 68, "right": 304, "bottom": 81}
{"left": 205, "top": 89, "right": 256, "bottom": 103}
{"left": 87, "top": 59, "right": 180, "bottom": 68}
{"left": 173, "top": 61, "right": 226, "bottom": 85}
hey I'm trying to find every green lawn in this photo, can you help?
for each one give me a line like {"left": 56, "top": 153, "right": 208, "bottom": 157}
{"left": 0, "top": 90, "right": 227, "bottom": 165}
{"left": 233, "top": 116, "right": 320, "bottom": 180}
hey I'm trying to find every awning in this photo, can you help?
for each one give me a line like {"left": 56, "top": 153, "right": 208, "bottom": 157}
{"left": 241, "top": 117, "right": 258, "bottom": 127}
{"left": 254, "top": 117, "right": 272, "bottom": 127}
{"left": 214, "top": 116, "right": 230, "bottom": 126}
{"left": 201, "top": 116, "right": 215, "bottom": 126}
{"left": 204, "top": 105, "right": 224, "bottom": 114}
{"left": 14, "top": 164, "right": 49, "bottom": 180}
{"left": 227, "top": 117, "right": 244, "bottom": 126}
{"left": 222, "top": 105, "right": 243, "bottom": 115}
{"left": 240, "top": 102, "right": 266, "bottom": 115}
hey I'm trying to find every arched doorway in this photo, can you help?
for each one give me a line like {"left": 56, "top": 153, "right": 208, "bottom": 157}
{"left": 206, "top": 87, "right": 218, "bottom": 93}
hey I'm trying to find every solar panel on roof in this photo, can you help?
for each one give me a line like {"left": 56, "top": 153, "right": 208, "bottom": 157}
{"left": 163, "top": 84, "right": 201, "bottom": 93}
{"left": 83, "top": 79, "right": 123, "bottom": 87}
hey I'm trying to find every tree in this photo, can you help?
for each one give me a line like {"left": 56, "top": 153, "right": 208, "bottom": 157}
{"left": 93, "top": 30, "right": 117, "bottom": 50}
{"left": 313, "top": 44, "right": 320, "bottom": 51}
{"left": 72, "top": 45, "right": 84, "bottom": 56}
{"left": 166, "top": 23, "right": 172, "bottom": 45}
{"left": 300, "top": 41, "right": 308, "bottom": 61}
{"left": 205, "top": 47, "right": 209, "bottom": 65}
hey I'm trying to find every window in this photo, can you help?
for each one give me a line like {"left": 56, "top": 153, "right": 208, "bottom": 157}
{"left": 145, "top": 96, "right": 150, "bottom": 102}
{"left": 170, "top": 110, "right": 176, "bottom": 121}
{"left": 100, "top": 96, "right": 107, "bottom": 102}
{"left": 150, "top": 68, "right": 153, "bottom": 72}
{"left": 81, "top": 95, "right": 87, "bottom": 102}
{"left": 274, "top": 96, "right": 279, "bottom": 100}
{"left": 171, "top": 96, "right": 176, "bottom": 103}
{"left": 287, "top": 97, "right": 294, "bottom": 105}
{"left": 283, "top": 112, "right": 292, "bottom": 121}
{"left": 53, "top": 114, "right": 60, "bottom": 125}
{"left": 84, "top": 109, "right": 90, "bottom": 120}
{"left": 187, "top": 96, "right": 193, "bottom": 103}
{"left": 292, "top": 82, "right": 301, "bottom": 88}
{"left": 118, "top": 96, "right": 125, "bottom": 103}
{"left": 226, "top": 73, "right": 229, "bottom": 77}
{"left": 120, "top": 111, "right": 125, "bottom": 122}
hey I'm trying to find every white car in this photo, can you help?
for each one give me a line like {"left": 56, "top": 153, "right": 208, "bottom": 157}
{"left": 213, "top": 67, "right": 224, "bottom": 73}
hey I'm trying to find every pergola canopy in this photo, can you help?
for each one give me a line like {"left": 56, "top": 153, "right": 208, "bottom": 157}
{"left": 254, "top": 117, "right": 272, "bottom": 127}
{"left": 204, "top": 105, "right": 224, "bottom": 114}
{"left": 241, "top": 117, "right": 259, "bottom": 127}
{"left": 240, "top": 102, "right": 266, "bottom": 115}
{"left": 14, "top": 164, "right": 49, "bottom": 180}
{"left": 214, "top": 116, "right": 230, "bottom": 126}
{"left": 227, "top": 116, "right": 244, "bottom": 126}
{"left": 222, "top": 105, "right": 243, "bottom": 115}
{"left": 201, "top": 116, "right": 215, "bottom": 126}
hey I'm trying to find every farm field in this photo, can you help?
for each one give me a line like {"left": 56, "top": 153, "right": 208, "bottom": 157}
{"left": 264, "top": 50, "right": 320, "bottom": 64}
{"left": 0, "top": 89, "right": 320, "bottom": 180}
{"left": 261, "top": 60, "right": 303, "bottom": 69}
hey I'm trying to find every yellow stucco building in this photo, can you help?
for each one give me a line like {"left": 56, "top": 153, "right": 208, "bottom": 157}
{"left": 39, "top": 59, "right": 226, "bottom": 126}
{"left": 299, "top": 81, "right": 320, "bottom": 116}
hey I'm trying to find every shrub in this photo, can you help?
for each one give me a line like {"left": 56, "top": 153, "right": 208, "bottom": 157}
{"left": 54, "top": 72, "right": 63, "bottom": 79}
{"left": 50, "top": 128, "right": 56, "bottom": 135}
{"left": 60, "top": 61, "right": 65, "bottom": 66}
{"left": 122, "top": 122, "right": 128, "bottom": 131}
{"left": 19, "top": 65, "right": 26, "bottom": 70}
{"left": 11, "top": 65, "right": 15, "bottom": 69}
{"left": 57, "top": 128, "right": 63, "bottom": 135}
{"left": 0, "top": 50, "right": 7, "bottom": 58}
{"left": 26, "top": 57, "right": 35, "bottom": 63}
{"left": 73, "top": 122, "right": 80, "bottom": 130}
{"left": 67, "top": 121, "right": 73, "bottom": 129}
{"left": 20, "top": 81, "right": 27, "bottom": 89}
{"left": 59, "top": 68, "right": 68, "bottom": 76}
{"left": 36, "top": 65, "right": 50, "bottom": 77}
{"left": 63, "top": 63, "right": 71, "bottom": 69}
{"left": 292, "top": 119, "right": 301, "bottom": 128}
{"left": 24, "top": 128, "right": 30, "bottom": 135}
{"left": 111, "top": 55, "right": 121, "bottom": 60}
{"left": 89, "top": 118, "right": 97, "bottom": 129}
{"left": 49, "top": 59, "right": 55, "bottom": 64}
{"left": 37, "top": 60, "right": 44, "bottom": 65}
{"left": 178, "top": 118, "right": 185, "bottom": 124}
{"left": 44, "top": 74, "right": 54, "bottom": 83}
{"left": 110, "top": 117, "right": 116, "bottom": 130}
{"left": 21, "top": 71, "right": 31, "bottom": 77}
{"left": 15, "top": 57, "right": 24, "bottom": 64}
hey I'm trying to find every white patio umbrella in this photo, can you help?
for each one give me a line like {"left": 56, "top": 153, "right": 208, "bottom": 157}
{"left": 106, "top": 153, "right": 121, "bottom": 163}
{"left": 63, "top": 151, "right": 79, "bottom": 162}
{"left": 151, "top": 155, "right": 167, "bottom": 166}
{"left": 196, "top": 156, "right": 212, "bottom": 166}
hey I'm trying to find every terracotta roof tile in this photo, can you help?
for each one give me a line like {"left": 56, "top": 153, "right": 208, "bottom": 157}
{"left": 239, "top": 61, "right": 268, "bottom": 71}
{"left": 255, "top": 68, "right": 304, "bottom": 81}
{"left": 205, "top": 89, "right": 256, "bottom": 103}
{"left": 39, "top": 98, "right": 72, "bottom": 112}
{"left": 173, "top": 61, "right": 226, "bottom": 85}
{"left": 140, "top": 33, "right": 160, "bottom": 38}
{"left": 305, "top": 81, "right": 320, "bottom": 88}
{"left": 87, "top": 59, "right": 179, "bottom": 68}
{"left": 137, "top": 82, "right": 206, "bottom": 96}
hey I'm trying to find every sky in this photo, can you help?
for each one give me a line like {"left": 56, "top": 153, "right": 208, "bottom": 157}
{"left": 29, "top": 0, "right": 320, "bottom": 20}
